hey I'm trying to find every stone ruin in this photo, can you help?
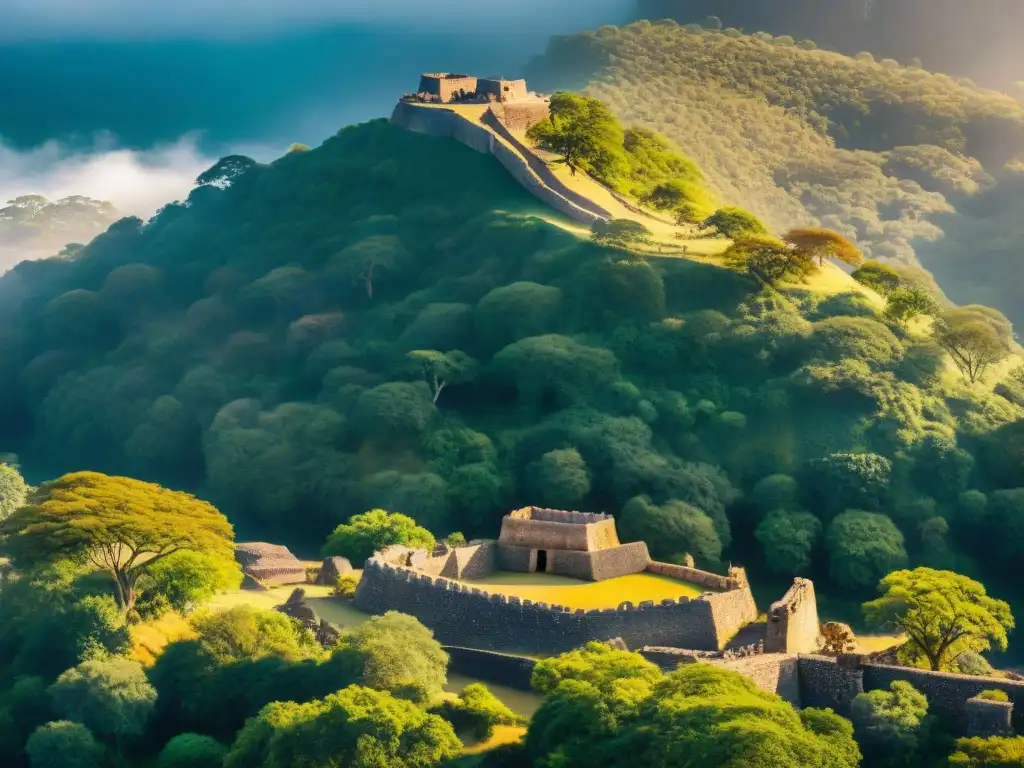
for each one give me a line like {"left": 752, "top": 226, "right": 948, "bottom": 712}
{"left": 315, "top": 556, "right": 353, "bottom": 586}
{"left": 234, "top": 542, "right": 307, "bottom": 587}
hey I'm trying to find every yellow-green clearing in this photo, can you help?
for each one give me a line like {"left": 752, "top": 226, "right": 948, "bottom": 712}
{"left": 462, "top": 571, "right": 712, "bottom": 610}
{"left": 207, "top": 581, "right": 372, "bottom": 629}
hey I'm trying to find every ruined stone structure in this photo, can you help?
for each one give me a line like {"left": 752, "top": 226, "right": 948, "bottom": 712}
{"left": 496, "top": 507, "right": 651, "bottom": 581}
{"left": 415, "top": 73, "right": 530, "bottom": 104}
{"left": 966, "top": 694, "right": 1014, "bottom": 737}
{"left": 765, "top": 578, "right": 822, "bottom": 654}
{"left": 234, "top": 542, "right": 306, "bottom": 586}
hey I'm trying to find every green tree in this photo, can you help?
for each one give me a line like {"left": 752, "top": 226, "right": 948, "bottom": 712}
{"left": 490, "top": 334, "right": 618, "bottom": 406}
{"left": 431, "top": 683, "right": 523, "bottom": 741}
{"left": 526, "top": 448, "right": 592, "bottom": 509}
{"left": 224, "top": 685, "right": 460, "bottom": 768}
{"left": 322, "top": 509, "right": 435, "bottom": 564}
{"left": 157, "top": 733, "right": 227, "bottom": 768}
{"left": 863, "top": 568, "right": 1014, "bottom": 671}
{"left": 591, "top": 219, "right": 652, "bottom": 250}
{"left": 474, "top": 282, "right": 563, "bottom": 354}
{"left": 526, "top": 92, "right": 627, "bottom": 179}
{"left": 48, "top": 658, "right": 156, "bottom": 751}
{"left": 328, "top": 234, "right": 409, "bottom": 300}
{"left": 949, "top": 736, "right": 1024, "bottom": 766}
{"left": 852, "top": 260, "right": 904, "bottom": 295}
{"left": 25, "top": 721, "right": 103, "bottom": 768}
{"left": 355, "top": 382, "right": 436, "bottom": 437}
{"left": 724, "top": 234, "right": 814, "bottom": 284}
{"left": 850, "top": 681, "right": 930, "bottom": 768}
{"left": 531, "top": 642, "right": 662, "bottom": 697}
{"left": 755, "top": 509, "right": 822, "bottom": 574}
{"left": 804, "top": 453, "right": 893, "bottom": 515}
{"left": 139, "top": 550, "right": 243, "bottom": 615}
{"left": 336, "top": 611, "right": 448, "bottom": 702}
{"left": 618, "top": 496, "right": 722, "bottom": 565}
{"left": 934, "top": 307, "right": 1012, "bottom": 383}
{"left": 783, "top": 227, "right": 864, "bottom": 268}
{"left": 190, "top": 605, "right": 320, "bottom": 663}
{"left": 406, "top": 349, "right": 480, "bottom": 404}
{"left": 825, "top": 510, "right": 908, "bottom": 589}
{"left": 885, "top": 286, "right": 938, "bottom": 325}
{"left": 0, "top": 462, "right": 28, "bottom": 520}
{"left": 1, "top": 472, "right": 235, "bottom": 615}
{"left": 703, "top": 207, "right": 768, "bottom": 237}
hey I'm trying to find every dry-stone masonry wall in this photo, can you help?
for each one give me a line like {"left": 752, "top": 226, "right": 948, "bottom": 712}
{"left": 354, "top": 555, "right": 758, "bottom": 654}
{"left": 765, "top": 579, "right": 821, "bottom": 654}
{"left": 798, "top": 654, "right": 1024, "bottom": 731}
{"left": 234, "top": 542, "right": 307, "bottom": 586}
{"left": 443, "top": 646, "right": 537, "bottom": 690}
{"left": 966, "top": 696, "right": 1014, "bottom": 736}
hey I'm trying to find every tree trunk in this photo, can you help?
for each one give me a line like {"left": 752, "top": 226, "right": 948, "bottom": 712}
{"left": 432, "top": 377, "right": 446, "bottom": 404}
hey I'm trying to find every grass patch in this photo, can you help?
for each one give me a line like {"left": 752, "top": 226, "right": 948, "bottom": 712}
{"left": 461, "top": 725, "right": 528, "bottom": 756}
{"left": 462, "top": 571, "right": 712, "bottom": 610}
{"left": 130, "top": 612, "right": 196, "bottom": 666}
{"left": 207, "top": 574, "right": 372, "bottom": 630}
{"left": 855, "top": 634, "right": 905, "bottom": 654}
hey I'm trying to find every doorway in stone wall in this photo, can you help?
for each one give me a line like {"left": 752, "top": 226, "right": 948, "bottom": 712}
{"left": 536, "top": 549, "right": 548, "bottom": 573}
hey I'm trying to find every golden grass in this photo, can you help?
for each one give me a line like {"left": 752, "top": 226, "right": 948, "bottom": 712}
{"left": 130, "top": 612, "right": 196, "bottom": 666}
{"left": 461, "top": 725, "right": 528, "bottom": 756}
{"left": 461, "top": 571, "right": 711, "bottom": 610}
{"left": 856, "top": 634, "right": 905, "bottom": 654}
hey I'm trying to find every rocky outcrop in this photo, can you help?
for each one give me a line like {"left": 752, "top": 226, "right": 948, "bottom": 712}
{"left": 315, "top": 556, "right": 353, "bottom": 586}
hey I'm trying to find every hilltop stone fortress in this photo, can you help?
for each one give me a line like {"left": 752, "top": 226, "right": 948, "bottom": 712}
{"left": 392, "top": 73, "right": 614, "bottom": 225}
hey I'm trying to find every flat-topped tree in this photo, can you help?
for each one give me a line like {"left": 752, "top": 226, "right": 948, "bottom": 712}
{"left": 0, "top": 472, "right": 234, "bottom": 616}
{"left": 864, "top": 568, "right": 1014, "bottom": 672}
{"left": 783, "top": 227, "right": 864, "bottom": 268}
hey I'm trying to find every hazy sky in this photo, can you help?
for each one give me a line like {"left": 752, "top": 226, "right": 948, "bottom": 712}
{"left": 1, "top": 0, "right": 629, "bottom": 39}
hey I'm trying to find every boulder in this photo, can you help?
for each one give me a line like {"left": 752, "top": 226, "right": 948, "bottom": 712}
{"left": 315, "top": 556, "right": 353, "bottom": 586}
{"left": 241, "top": 573, "right": 269, "bottom": 591}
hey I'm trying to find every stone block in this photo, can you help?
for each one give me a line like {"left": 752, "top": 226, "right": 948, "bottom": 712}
{"left": 315, "top": 556, "right": 353, "bottom": 586}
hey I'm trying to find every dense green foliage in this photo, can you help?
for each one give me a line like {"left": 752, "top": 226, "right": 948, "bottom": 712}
{"left": 25, "top": 720, "right": 103, "bottom": 768}
{"left": 430, "top": 683, "right": 522, "bottom": 741}
{"left": 863, "top": 568, "right": 1014, "bottom": 671}
{"left": 322, "top": 509, "right": 435, "bottom": 564}
{"left": 850, "top": 681, "right": 931, "bottom": 768}
{"left": 949, "top": 735, "right": 1024, "bottom": 766}
{"left": 156, "top": 733, "right": 227, "bottom": 768}
{"left": 0, "top": 462, "right": 28, "bottom": 520}
{"left": 527, "top": 643, "right": 860, "bottom": 767}
{"left": 1, "top": 120, "right": 1022, "bottom": 604}
{"left": 525, "top": 21, "right": 1024, "bottom": 325}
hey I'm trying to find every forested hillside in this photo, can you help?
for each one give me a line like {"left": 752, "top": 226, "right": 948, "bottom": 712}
{"left": 1, "top": 119, "right": 1023, "bottom": 611}
{"left": 526, "top": 21, "right": 1024, "bottom": 326}
{"left": 638, "top": 0, "right": 1024, "bottom": 88}
{"left": 0, "top": 194, "right": 118, "bottom": 271}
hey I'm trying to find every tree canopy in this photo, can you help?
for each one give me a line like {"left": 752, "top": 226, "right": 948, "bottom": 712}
{"left": 322, "top": 509, "right": 435, "bottom": 564}
{"left": 0, "top": 472, "right": 235, "bottom": 615}
{"left": 863, "top": 568, "right": 1014, "bottom": 671}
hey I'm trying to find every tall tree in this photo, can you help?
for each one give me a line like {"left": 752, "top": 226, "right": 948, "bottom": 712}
{"left": 526, "top": 92, "right": 627, "bottom": 179}
{"left": 783, "top": 227, "right": 864, "bottom": 268}
{"left": 0, "top": 472, "right": 235, "bottom": 615}
{"left": 863, "top": 568, "right": 1014, "bottom": 671}
{"left": 322, "top": 509, "right": 435, "bottom": 564}
{"left": 0, "top": 462, "right": 28, "bottom": 520}
{"left": 406, "top": 350, "right": 480, "bottom": 404}
{"left": 934, "top": 307, "right": 1012, "bottom": 383}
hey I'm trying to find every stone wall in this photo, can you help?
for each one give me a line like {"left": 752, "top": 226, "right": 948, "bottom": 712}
{"left": 645, "top": 561, "right": 742, "bottom": 592}
{"left": 441, "top": 542, "right": 496, "bottom": 579}
{"left": 478, "top": 78, "right": 529, "bottom": 102}
{"left": 234, "top": 542, "right": 307, "bottom": 586}
{"left": 419, "top": 74, "right": 478, "bottom": 102}
{"left": 443, "top": 646, "right": 537, "bottom": 691}
{"left": 498, "top": 515, "right": 595, "bottom": 552}
{"left": 966, "top": 696, "right": 1014, "bottom": 737}
{"left": 492, "top": 102, "right": 550, "bottom": 132}
{"left": 715, "top": 654, "right": 801, "bottom": 706}
{"left": 764, "top": 579, "right": 821, "bottom": 654}
{"left": 798, "top": 654, "right": 1024, "bottom": 730}
{"left": 354, "top": 556, "right": 758, "bottom": 654}
{"left": 544, "top": 542, "right": 651, "bottom": 581}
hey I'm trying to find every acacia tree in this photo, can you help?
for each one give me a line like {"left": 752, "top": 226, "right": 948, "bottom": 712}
{"left": 526, "top": 92, "right": 626, "bottom": 179}
{"left": 783, "top": 227, "right": 864, "bottom": 268}
{"left": 934, "top": 307, "right": 1011, "bottom": 383}
{"left": 863, "top": 568, "right": 1014, "bottom": 671}
{"left": 0, "top": 472, "right": 235, "bottom": 615}
{"left": 406, "top": 349, "right": 480, "bottom": 404}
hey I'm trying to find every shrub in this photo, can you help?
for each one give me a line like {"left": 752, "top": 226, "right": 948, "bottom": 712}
{"left": 305, "top": 566, "right": 320, "bottom": 584}
{"left": 430, "top": 683, "right": 523, "bottom": 741}
{"left": 158, "top": 733, "right": 227, "bottom": 768}
{"left": 332, "top": 574, "right": 360, "bottom": 599}
{"left": 978, "top": 689, "right": 1009, "bottom": 702}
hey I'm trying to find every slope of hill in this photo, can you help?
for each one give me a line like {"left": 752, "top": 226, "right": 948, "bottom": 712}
{"left": 525, "top": 21, "right": 1024, "bottom": 322}
{"left": 638, "top": 0, "right": 1024, "bottom": 89}
{"left": 1, "top": 118, "right": 1022, "bottom": 605}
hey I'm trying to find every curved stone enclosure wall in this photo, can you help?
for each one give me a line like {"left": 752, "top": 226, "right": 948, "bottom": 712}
{"left": 354, "top": 554, "right": 758, "bottom": 654}
{"left": 390, "top": 101, "right": 606, "bottom": 226}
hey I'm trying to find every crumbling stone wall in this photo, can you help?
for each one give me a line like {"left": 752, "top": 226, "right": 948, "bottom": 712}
{"left": 966, "top": 696, "right": 1014, "bottom": 736}
{"left": 477, "top": 78, "right": 529, "bottom": 102}
{"left": 765, "top": 579, "right": 821, "bottom": 654}
{"left": 645, "top": 561, "right": 746, "bottom": 592}
{"left": 419, "top": 73, "right": 479, "bottom": 102}
{"left": 354, "top": 556, "right": 757, "bottom": 654}
{"left": 441, "top": 542, "right": 496, "bottom": 579}
{"left": 492, "top": 102, "right": 550, "bottom": 132}
{"left": 499, "top": 507, "right": 619, "bottom": 552}
{"left": 716, "top": 654, "right": 801, "bottom": 705}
